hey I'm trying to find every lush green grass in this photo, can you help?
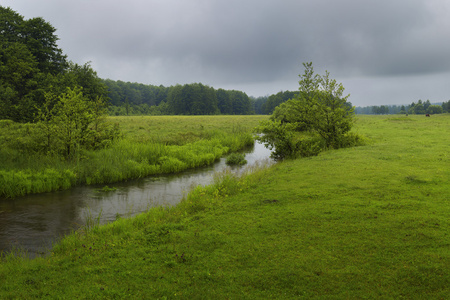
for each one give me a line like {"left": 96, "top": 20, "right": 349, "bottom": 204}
{"left": 110, "top": 115, "right": 265, "bottom": 144}
{"left": 1, "top": 114, "right": 449, "bottom": 298}
{"left": 0, "top": 116, "right": 267, "bottom": 198}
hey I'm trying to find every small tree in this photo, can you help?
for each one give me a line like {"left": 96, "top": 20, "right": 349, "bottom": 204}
{"left": 36, "top": 86, "right": 120, "bottom": 159}
{"left": 53, "top": 88, "right": 96, "bottom": 157}
{"left": 256, "top": 62, "right": 359, "bottom": 159}
{"left": 35, "top": 91, "right": 58, "bottom": 154}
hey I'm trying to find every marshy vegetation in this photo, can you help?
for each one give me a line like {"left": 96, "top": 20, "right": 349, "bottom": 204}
{"left": 0, "top": 115, "right": 267, "bottom": 198}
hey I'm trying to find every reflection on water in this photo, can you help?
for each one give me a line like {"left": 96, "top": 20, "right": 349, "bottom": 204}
{"left": 0, "top": 141, "right": 273, "bottom": 256}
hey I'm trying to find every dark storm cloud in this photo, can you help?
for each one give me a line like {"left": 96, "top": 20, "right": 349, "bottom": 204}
{"left": 3, "top": 0, "right": 450, "bottom": 104}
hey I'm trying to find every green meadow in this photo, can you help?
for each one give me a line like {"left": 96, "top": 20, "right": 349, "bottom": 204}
{"left": 1, "top": 114, "right": 449, "bottom": 299}
{"left": 0, "top": 115, "right": 266, "bottom": 198}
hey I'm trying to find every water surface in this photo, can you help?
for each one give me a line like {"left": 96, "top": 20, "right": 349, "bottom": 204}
{"left": 0, "top": 141, "right": 272, "bottom": 256}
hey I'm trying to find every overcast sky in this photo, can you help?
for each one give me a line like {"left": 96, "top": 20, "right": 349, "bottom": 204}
{"left": 3, "top": 0, "right": 450, "bottom": 106}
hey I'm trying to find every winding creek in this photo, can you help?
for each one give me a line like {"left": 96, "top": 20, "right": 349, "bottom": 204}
{"left": 0, "top": 141, "right": 273, "bottom": 257}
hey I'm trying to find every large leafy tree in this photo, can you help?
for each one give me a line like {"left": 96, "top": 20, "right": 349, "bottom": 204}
{"left": 0, "top": 6, "right": 67, "bottom": 74}
{"left": 20, "top": 16, "right": 67, "bottom": 74}
{"left": 257, "top": 62, "right": 358, "bottom": 159}
{"left": 0, "top": 42, "right": 40, "bottom": 121}
{"left": 0, "top": 6, "right": 109, "bottom": 122}
{"left": 0, "top": 6, "right": 66, "bottom": 121}
{"left": 0, "top": 6, "right": 23, "bottom": 43}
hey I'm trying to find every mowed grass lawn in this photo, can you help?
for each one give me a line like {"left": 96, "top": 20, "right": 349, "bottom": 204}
{"left": 1, "top": 114, "right": 449, "bottom": 299}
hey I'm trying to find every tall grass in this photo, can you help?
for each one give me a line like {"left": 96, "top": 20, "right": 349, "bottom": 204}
{"left": 0, "top": 116, "right": 265, "bottom": 198}
{"left": 0, "top": 168, "right": 77, "bottom": 197}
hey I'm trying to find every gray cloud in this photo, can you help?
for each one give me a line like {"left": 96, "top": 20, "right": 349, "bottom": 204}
{"left": 3, "top": 0, "right": 450, "bottom": 105}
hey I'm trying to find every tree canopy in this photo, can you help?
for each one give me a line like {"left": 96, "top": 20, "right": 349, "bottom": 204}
{"left": 0, "top": 6, "right": 67, "bottom": 74}
{"left": 256, "top": 62, "right": 360, "bottom": 160}
{"left": 0, "top": 6, "right": 107, "bottom": 122}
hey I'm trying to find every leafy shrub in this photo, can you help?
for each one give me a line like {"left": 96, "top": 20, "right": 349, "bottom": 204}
{"left": 295, "top": 135, "right": 325, "bottom": 157}
{"left": 226, "top": 153, "right": 247, "bottom": 166}
{"left": 256, "top": 62, "right": 364, "bottom": 159}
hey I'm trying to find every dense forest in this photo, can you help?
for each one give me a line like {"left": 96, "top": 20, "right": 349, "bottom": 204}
{"left": 103, "top": 80, "right": 254, "bottom": 115}
{"left": 102, "top": 83, "right": 303, "bottom": 116}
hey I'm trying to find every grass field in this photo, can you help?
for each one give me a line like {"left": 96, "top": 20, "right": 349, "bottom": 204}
{"left": 110, "top": 115, "right": 266, "bottom": 144}
{"left": 0, "top": 115, "right": 267, "bottom": 198}
{"left": 0, "top": 114, "right": 449, "bottom": 299}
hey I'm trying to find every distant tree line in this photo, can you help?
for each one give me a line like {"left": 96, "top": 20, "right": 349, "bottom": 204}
{"left": 247, "top": 91, "right": 300, "bottom": 115}
{"left": 253, "top": 94, "right": 450, "bottom": 116}
{"left": 260, "top": 91, "right": 299, "bottom": 115}
{"left": 355, "top": 99, "right": 450, "bottom": 115}
{"left": 103, "top": 80, "right": 255, "bottom": 115}
{"left": 102, "top": 81, "right": 307, "bottom": 116}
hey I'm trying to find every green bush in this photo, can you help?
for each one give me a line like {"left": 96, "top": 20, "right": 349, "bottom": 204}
{"left": 294, "top": 134, "right": 325, "bottom": 158}
{"left": 226, "top": 153, "right": 247, "bottom": 166}
{"left": 256, "top": 62, "right": 363, "bottom": 159}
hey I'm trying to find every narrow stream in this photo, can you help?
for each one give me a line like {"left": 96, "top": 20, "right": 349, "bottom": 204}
{"left": 0, "top": 141, "right": 273, "bottom": 257}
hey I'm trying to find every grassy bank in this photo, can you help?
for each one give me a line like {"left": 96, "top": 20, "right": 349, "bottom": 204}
{"left": 1, "top": 114, "right": 449, "bottom": 298}
{"left": 0, "top": 116, "right": 267, "bottom": 198}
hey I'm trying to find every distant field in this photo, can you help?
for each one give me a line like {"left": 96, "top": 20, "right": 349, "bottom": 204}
{"left": 108, "top": 115, "right": 268, "bottom": 143}
{"left": 1, "top": 114, "right": 448, "bottom": 298}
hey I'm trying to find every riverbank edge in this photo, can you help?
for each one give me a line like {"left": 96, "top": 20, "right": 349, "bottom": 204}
{"left": 0, "top": 132, "right": 255, "bottom": 199}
